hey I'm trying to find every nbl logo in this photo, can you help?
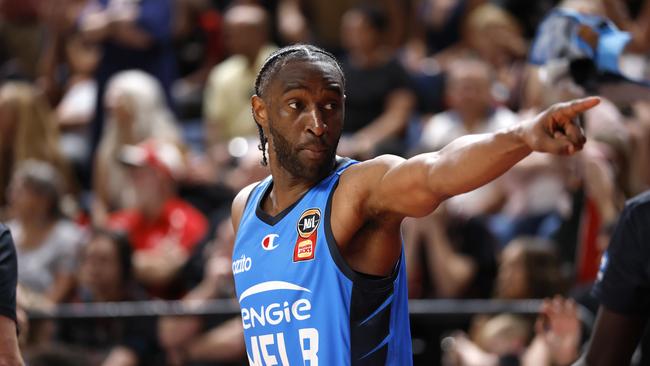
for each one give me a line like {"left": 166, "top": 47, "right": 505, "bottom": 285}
{"left": 294, "top": 208, "right": 321, "bottom": 262}
{"left": 297, "top": 209, "right": 321, "bottom": 237}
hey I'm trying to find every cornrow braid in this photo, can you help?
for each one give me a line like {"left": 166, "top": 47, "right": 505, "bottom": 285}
{"left": 252, "top": 44, "right": 345, "bottom": 166}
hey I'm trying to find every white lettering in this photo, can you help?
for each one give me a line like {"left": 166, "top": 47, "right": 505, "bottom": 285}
{"left": 241, "top": 308, "right": 251, "bottom": 329}
{"left": 292, "top": 299, "right": 311, "bottom": 321}
{"left": 241, "top": 299, "right": 312, "bottom": 328}
{"left": 266, "top": 303, "right": 283, "bottom": 325}
{"left": 276, "top": 332, "right": 290, "bottom": 365}
{"left": 259, "top": 334, "right": 278, "bottom": 365}
{"left": 232, "top": 255, "right": 253, "bottom": 275}
{"left": 250, "top": 307, "right": 266, "bottom": 328}
{"left": 249, "top": 336, "right": 263, "bottom": 366}
{"left": 299, "top": 328, "right": 319, "bottom": 366}
{"left": 249, "top": 331, "right": 316, "bottom": 366}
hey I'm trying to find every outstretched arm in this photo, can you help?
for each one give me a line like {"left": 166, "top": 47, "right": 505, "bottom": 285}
{"left": 359, "top": 97, "right": 600, "bottom": 218}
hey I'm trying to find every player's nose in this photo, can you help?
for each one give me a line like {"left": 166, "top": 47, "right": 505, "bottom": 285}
{"left": 305, "top": 107, "right": 326, "bottom": 137}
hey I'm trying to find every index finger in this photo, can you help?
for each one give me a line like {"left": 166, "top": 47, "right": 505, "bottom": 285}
{"left": 557, "top": 96, "right": 601, "bottom": 118}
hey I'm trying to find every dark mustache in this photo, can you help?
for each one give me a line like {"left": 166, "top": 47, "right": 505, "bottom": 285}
{"left": 296, "top": 138, "right": 330, "bottom": 150}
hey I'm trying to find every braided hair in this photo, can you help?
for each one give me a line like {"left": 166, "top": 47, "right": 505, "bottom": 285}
{"left": 252, "top": 44, "right": 345, "bottom": 166}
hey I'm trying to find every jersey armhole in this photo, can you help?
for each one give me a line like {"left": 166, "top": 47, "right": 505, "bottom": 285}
{"left": 324, "top": 179, "right": 400, "bottom": 291}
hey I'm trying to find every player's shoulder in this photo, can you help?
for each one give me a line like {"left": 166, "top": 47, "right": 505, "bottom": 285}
{"left": 232, "top": 180, "right": 264, "bottom": 232}
{"left": 620, "top": 190, "right": 650, "bottom": 227}
{"left": 341, "top": 154, "right": 406, "bottom": 180}
{"left": 337, "top": 154, "right": 407, "bottom": 203}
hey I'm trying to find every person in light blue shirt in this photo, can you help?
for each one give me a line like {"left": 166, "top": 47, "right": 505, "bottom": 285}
{"left": 230, "top": 44, "right": 600, "bottom": 365}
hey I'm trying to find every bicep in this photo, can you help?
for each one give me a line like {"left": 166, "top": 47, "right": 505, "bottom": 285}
{"left": 362, "top": 155, "right": 444, "bottom": 219}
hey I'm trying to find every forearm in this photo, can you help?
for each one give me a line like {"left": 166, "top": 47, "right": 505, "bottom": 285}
{"left": 133, "top": 253, "right": 185, "bottom": 286}
{"left": 428, "top": 126, "right": 531, "bottom": 199}
{"left": 185, "top": 317, "right": 245, "bottom": 362}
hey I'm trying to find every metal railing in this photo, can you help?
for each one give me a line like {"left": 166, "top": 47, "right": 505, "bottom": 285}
{"left": 26, "top": 298, "right": 595, "bottom": 331}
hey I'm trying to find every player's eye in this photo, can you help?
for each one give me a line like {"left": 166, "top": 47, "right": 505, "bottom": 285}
{"left": 288, "top": 101, "right": 301, "bottom": 110}
{"left": 323, "top": 102, "right": 336, "bottom": 110}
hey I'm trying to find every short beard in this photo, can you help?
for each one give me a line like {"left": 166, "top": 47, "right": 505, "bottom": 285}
{"left": 268, "top": 124, "right": 338, "bottom": 181}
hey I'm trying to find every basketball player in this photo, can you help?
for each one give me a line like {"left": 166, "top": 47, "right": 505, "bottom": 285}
{"left": 574, "top": 190, "right": 650, "bottom": 366}
{"left": 231, "top": 44, "right": 599, "bottom": 365}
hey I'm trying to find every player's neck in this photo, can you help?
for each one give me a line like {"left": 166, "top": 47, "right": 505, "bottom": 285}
{"left": 264, "top": 165, "right": 321, "bottom": 216}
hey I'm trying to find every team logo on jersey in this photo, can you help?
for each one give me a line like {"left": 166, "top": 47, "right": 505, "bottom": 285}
{"left": 297, "top": 208, "right": 321, "bottom": 238}
{"left": 262, "top": 234, "right": 280, "bottom": 251}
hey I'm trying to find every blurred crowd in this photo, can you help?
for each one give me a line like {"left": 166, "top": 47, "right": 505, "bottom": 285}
{"left": 0, "top": 0, "right": 649, "bottom": 365}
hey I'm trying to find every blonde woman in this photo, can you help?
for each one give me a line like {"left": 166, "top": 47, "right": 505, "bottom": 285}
{"left": 0, "top": 82, "right": 72, "bottom": 216}
{"left": 93, "top": 70, "right": 181, "bottom": 225}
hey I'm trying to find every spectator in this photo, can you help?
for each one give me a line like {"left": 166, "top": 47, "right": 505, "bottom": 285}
{"left": 277, "top": 0, "right": 408, "bottom": 53}
{"left": 108, "top": 139, "right": 208, "bottom": 299}
{"left": 0, "top": 82, "right": 73, "bottom": 217}
{"left": 6, "top": 160, "right": 83, "bottom": 305}
{"left": 445, "top": 238, "right": 573, "bottom": 365}
{"left": 447, "top": 297, "right": 582, "bottom": 366}
{"left": 158, "top": 219, "right": 245, "bottom": 366}
{"left": 203, "top": 4, "right": 276, "bottom": 152}
{"left": 77, "top": 0, "right": 177, "bottom": 161}
{"left": 55, "top": 33, "right": 101, "bottom": 170}
{"left": 57, "top": 228, "right": 162, "bottom": 366}
{"left": 0, "top": 224, "right": 25, "bottom": 366}
{"left": 338, "top": 5, "right": 416, "bottom": 158}
{"left": 0, "top": 0, "right": 42, "bottom": 79}
{"left": 93, "top": 70, "right": 181, "bottom": 225}
{"left": 172, "top": 0, "right": 224, "bottom": 120}
{"left": 495, "top": 237, "right": 567, "bottom": 300}
{"left": 403, "top": 206, "right": 497, "bottom": 299}
{"left": 418, "top": 58, "right": 518, "bottom": 218}
{"left": 420, "top": 58, "right": 518, "bottom": 151}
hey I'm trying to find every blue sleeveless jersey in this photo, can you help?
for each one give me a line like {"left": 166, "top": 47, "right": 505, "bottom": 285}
{"left": 232, "top": 159, "right": 412, "bottom": 365}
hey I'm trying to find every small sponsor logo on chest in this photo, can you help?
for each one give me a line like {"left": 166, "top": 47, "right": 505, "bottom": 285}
{"left": 232, "top": 254, "right": 252, "bottom": 275}
{"left": 294, "top": 208, "right": 321, "bottom": 262}
{"left": 261, "top": 234, "right": 280, "bottom": 251}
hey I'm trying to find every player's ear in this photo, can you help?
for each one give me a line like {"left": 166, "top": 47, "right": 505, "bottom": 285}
{"left": 251, "top": 95, "right": 268, "bottom": 128}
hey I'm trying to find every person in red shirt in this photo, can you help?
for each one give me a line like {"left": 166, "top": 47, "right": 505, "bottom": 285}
{"left": 108, "top": 139, "right": 208, "bottom": 298}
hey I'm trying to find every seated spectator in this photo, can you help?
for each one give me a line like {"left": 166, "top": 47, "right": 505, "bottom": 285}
{"left": 77, "top": 0, "right": 177, "bottom": 157}
{"left": 418, "top": 57, "right": 518, "bottom": 218}
{"left": 420, "top": 57, "right": 519, "bottom": 151}
{"left": 6, "top": 160, "right": 83, "bottom": 305}
{"left": 203, "top": 4, "right": 276, "bottom": 163}
{"left": 494, "top": 237, "right": 567, "bottom": 300}
{"left": 158, "top": 218, "right": 245, "bottom": 365}
{"left": 447, "top": 297, "right": 582, "bottom": 366}
{"left": 0, "top": 82, "right": 74, "bottom": 218}
{"left": 403, "top": 206, "right": 498, "bottom": 299}
{"left": 444, "top": 238, "right": 577, "bottom": 365}
{"left": 337, "top": 5, "right": 416, "bottom": 158}
{"left": 55, "top": 32, "right": 101, "bottom": 169}
{"left": 93, "top": 70, "right": 181, "bottom": 225}
{"left": 57, "top": 228, "right": 162, "bottom": 366}
{"left": 108, "top": 139, "right": 208, "bottom": 299}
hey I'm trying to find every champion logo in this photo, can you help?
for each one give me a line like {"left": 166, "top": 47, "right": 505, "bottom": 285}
{"left": 262, "top": 234, "right": 280, "bottom": 251}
